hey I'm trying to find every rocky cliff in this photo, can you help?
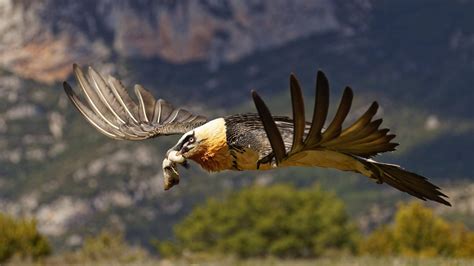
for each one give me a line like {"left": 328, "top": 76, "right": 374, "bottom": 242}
{"left": 0, "top": 0, "right": 370, "bottom": 83}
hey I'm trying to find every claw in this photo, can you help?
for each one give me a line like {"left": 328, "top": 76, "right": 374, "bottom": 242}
{"left": 257, "top": 152, "right": 275, "bottom": 169}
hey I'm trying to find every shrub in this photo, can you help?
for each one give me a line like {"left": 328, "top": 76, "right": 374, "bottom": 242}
{"left": 58, "top": 230, "right": 150, "bottom": 263}
{"left": 158, "top": 184, "right": 359, "bottom": 258}
{"left": 360, "top": 201, "right": 474, "bottom": 258}
{"left": 358, "top": 225, "right": 395, "bottom": 256}
{"left": 451, "top": 223, "right": 474, "bottom": 258}
{"left": 394, "top": 201, "right": 453, "bottom": 257}
{"left": 0, "top": 212, "right": 51, "bottom": 263}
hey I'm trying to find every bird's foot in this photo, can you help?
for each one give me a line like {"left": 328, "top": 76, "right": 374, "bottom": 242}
{"left": 257, "top": 152, "right": 275, "bottom": 169}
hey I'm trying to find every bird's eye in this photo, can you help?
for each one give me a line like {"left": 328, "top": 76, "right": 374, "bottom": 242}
{"left": 188, "top": 136, "right": 195, "bottom": 144}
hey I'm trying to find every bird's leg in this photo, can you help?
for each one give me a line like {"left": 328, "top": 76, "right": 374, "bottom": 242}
{"left": 257, "top": 152, "right": 276, "bottom": 169}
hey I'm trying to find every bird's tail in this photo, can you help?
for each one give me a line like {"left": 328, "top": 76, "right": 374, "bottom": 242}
{"left": 357, "top": 159, "right": 451, "bottom": 206}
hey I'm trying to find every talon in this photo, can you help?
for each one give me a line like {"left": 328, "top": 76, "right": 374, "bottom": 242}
{"left": 257, "top": 152, "right": 275, "bottom": 169}
{"left": 182, "top": 160, "right": 190, "bottom": 169}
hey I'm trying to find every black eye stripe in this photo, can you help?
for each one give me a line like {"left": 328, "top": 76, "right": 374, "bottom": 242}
{"left": 180, "top": 132, "right": 195, "bottom": 149}
{"left": 184, "top": 135, "right": 193, "bottom": 143}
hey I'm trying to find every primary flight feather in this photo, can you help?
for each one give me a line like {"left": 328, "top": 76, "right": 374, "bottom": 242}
{"left": 63, "top": 65, "right": 451, "bottom": 206}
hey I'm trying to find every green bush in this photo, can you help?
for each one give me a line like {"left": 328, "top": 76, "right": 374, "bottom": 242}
{"left": 358, "top": 225, "right": 396, "bottom": 256}
{"left": 360, "top": 201, "right": 474, "bottom": 258}
{"left": 57, "top": 230, "right": 150, "bottom": 264}
{"left": 158, "top": 184, "right": 359, "bottom": 258}
{"left": 0, "top": 212, "right": 51, "bottom": 262}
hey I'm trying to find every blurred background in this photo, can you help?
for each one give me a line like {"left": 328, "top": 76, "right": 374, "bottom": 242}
{"left": 0, "top": 0, "right": 473, "bottom": 264}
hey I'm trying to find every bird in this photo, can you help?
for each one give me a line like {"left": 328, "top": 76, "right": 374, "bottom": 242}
{"left": 63, "top": 64, "right": 450, "bottom": 206}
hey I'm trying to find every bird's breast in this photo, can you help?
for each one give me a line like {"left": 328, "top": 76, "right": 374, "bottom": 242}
{"left": 187, "top": 118, "right": 234, "bottom": 172}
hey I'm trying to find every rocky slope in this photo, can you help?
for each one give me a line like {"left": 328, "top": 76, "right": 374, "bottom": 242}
{"left": 0, "top": 0, "right": 370, "bottom": 83}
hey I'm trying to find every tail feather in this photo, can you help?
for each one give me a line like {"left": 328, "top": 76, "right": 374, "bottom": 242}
{"left": 360, "top": 159, "right": 451, "bottom": 206}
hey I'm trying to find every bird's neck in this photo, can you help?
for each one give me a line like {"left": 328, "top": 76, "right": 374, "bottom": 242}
{"left": 189, "top": 118, "right": 233, "bottom": 172}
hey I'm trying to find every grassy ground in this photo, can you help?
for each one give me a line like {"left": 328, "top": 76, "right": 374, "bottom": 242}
{"left": 7, "top": 256, "right": 474, "bottom": 265}
{"left": 161, "top": 257, "right": 474, "bottom": 266}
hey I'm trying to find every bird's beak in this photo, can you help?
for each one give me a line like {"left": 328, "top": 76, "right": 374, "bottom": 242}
{"left": 167, "top": 149, "right": 187, "bottom": 164}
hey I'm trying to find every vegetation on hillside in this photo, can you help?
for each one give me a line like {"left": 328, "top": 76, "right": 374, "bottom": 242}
{"left": 155, "top": 185, "right": 474, "bottom": 260}
{"left": 47, "top": 230, "right": 151, "bottom": 264}
{"left": 360, "top": 202, "right": 474, "bottom": 258}
{"left": 0, "top": 213, "right": 51, "bottom": 263}
{"left": 2, "top": 186, "right": 474, "bottom": 264}
{"left": 156, "top": 184, "right": 359, "bottom": 258}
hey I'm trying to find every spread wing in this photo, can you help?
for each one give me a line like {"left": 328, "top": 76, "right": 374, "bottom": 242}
{"left": 251, "top": 71, "right": 397, "bottom": 162}
{"left": 251, "top": 71, "right": 450, "bottom": 206}
{"left": 63, "top": 64, "right": 207, "bottom": 140}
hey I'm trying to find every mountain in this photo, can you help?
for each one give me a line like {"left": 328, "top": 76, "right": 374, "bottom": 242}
{"left": 0, "top": 0, "right": 473, "bottom": 250}
{"left": 0, "top": 0, "right": 369, "bottom": 83}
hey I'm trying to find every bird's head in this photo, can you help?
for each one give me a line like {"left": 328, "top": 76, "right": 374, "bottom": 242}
{"left": 162, "top": 130, "right": 202, "bottom": 190}
{"left": 162, "top": 118, "right": 232, "bottom": 189}
{"left": 169, "top": 130, "right": 205, "bottom": 161}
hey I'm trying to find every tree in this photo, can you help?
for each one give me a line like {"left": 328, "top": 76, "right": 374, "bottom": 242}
{"left": 393, "top": 201, "right": 453, "bottom": 257}
{"left": 358, "top": 225, "right": 395, "bottom": 256}
{"left": 360, "top": 201, "right": 474, "bottom": 258}
{"left": 158, "top": 184, "right": 359, "bottom": 258}
{"left": 0, "top": 212, "right": 51, "bottom": 263}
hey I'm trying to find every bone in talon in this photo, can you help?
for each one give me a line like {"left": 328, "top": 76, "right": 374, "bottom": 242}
{"left": 162, "top": 158, "right": 180, "bottom": 190}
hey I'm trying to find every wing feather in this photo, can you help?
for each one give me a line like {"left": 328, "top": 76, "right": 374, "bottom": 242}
{"left": 321, "top": 87, "right": 353, "bottom": 142}
{"left": 304, "top": 71, "right": 329, "bottom": 147}
{"left": 135, "top": 84, "right": 157, "bottom": 122}
{"left": 251, "top": 90, "right": 286, "bottom": 163}
{"left": 64, "top": 82, "right": 123, "bottom": 139}
{"left": 73, "top": 64, "right": 119, "bottom": 129}
{"left": 64, "top": 64, "right": 207, "bottom": 140}
{"left": 340, "top": 101, "right": 379, "bottom": 137}
{"left": 251, "top": 70, "right": 450, "bottom": 206}
{"left": 88, "top": 67, "right": 128, "bottom": 124}
{"left": 289, "top": 74, "right": 306, "bottom": 153}
{"left": 107, "top": 75, "right": 140, "bottom": 123}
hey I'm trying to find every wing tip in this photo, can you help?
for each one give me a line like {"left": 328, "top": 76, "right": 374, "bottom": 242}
{"left": 344, "top": 86, "right": 354, "bottom": 96}
{"left": 316, "top": 70, "right": 328, "bottom": 82}
{"left": 63, "top": 82, "right": 75, "bottom": 99}
{"left": 63, "top": 81, "right": 72, "bottom": 90}
{"left": 87, "top": 65, "right": 98, "bottom": 76}
{"left": 432, "top": 192, "right": 452, "bottom": 206}
{"left": 251, "top": 89, "right": 260, "bottom": 100}
{"left": 290, "top": 73, "right": 298, "bottom": 83}
{"left": 371, "top": 101, "right": 379, "bottom": 111}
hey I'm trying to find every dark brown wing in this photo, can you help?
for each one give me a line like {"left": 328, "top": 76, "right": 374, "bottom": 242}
{"left": 63, "top": 64, "right": 207, "bottom": 140}
{"left": 251, "top": 71, "right": 397, "bottom": 158}
{"left": 251, "top": 70, "right": 450, "bottom": 206}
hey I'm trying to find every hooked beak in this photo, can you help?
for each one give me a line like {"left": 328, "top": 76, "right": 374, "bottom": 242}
{"left": 167, "top": 149, "right": 187, "bottom": 164}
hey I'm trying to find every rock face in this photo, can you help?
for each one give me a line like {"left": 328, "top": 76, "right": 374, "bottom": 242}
{"left": 0, "top": 0, "right": 370, "bottom": 83}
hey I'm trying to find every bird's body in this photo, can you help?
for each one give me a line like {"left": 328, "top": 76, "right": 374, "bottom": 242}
{"left": 63, "top": 65, "right": 451, "bottom": 206}
{"left": 193, "top": 114, "right": 382, "bottom": 179}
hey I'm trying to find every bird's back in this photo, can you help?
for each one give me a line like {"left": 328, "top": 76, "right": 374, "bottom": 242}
{"left": 224, "top": 113, "right": 300, "bottom": 169}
